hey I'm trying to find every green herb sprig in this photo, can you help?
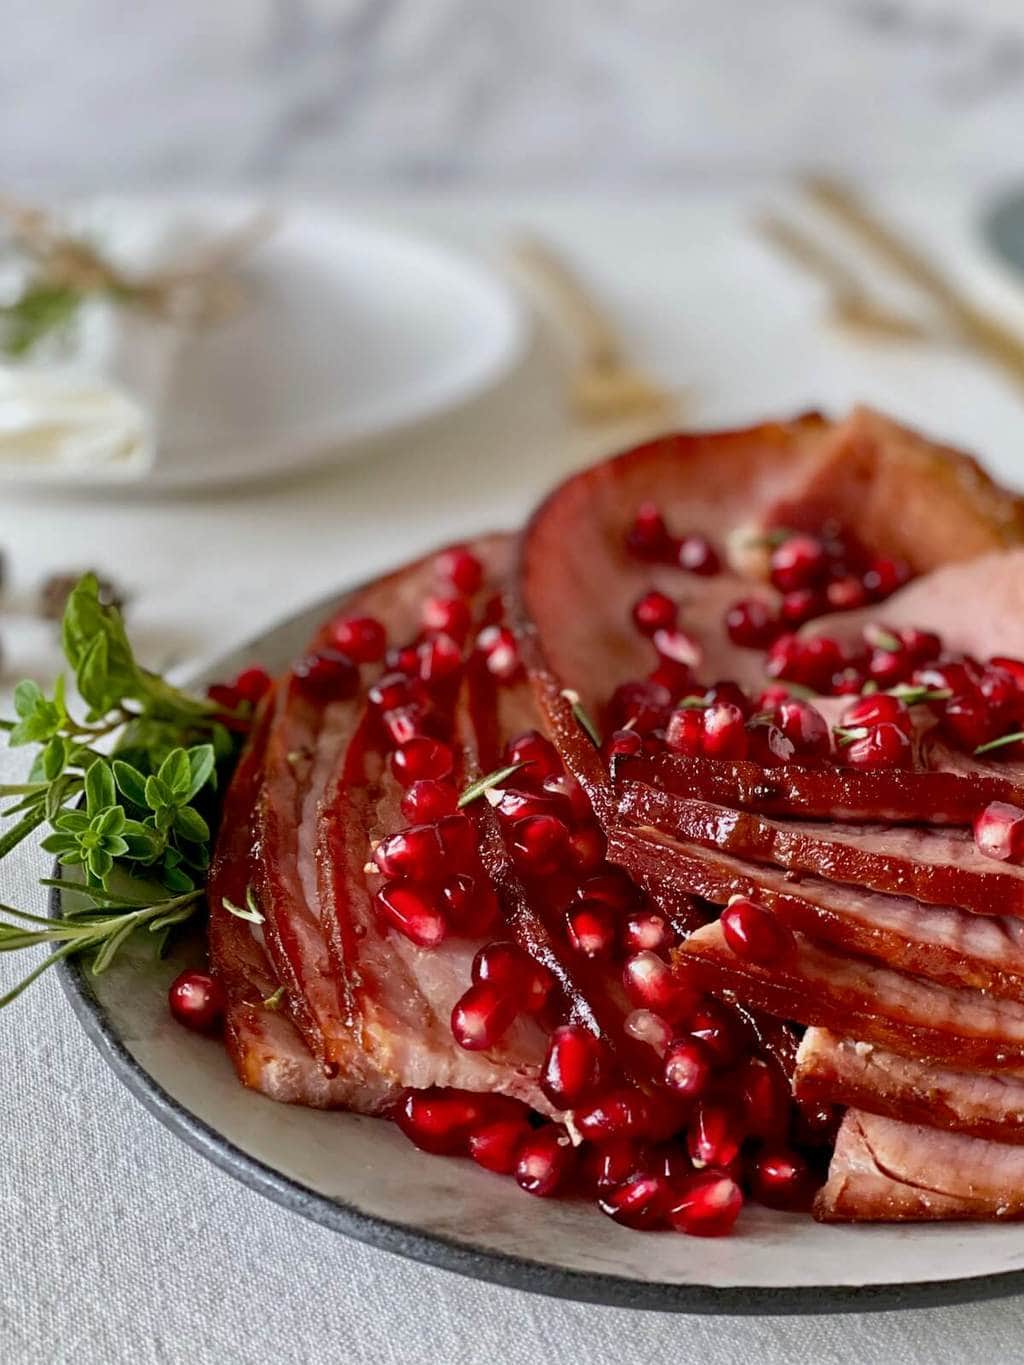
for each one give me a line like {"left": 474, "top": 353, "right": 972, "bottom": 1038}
{"left": 0, "top": 574, "right": 244, "bottom": 1007}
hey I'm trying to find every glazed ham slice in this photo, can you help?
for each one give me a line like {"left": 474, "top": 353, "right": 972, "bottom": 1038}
{"left": 607, "top": 826, "right": 1024, "bottom": 999}
{"left": 795, "top": 1029, "right": 1024, "bottom": 1146}
{"left": 616, "top": 785, "right": 1024, "bottom": 916}
{"left": 676, "top": 919, "right": 1024, "bottom": 1070}
{"left": 815, "top": 1110, "right": 1024, "bottom": 1222}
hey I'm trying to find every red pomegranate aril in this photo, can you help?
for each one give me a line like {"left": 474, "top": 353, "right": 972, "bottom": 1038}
{"left": 703, "top": 681, "right": 751, "bottom": 716}
{"left": 468, "top": 1116, "right": 533, "bottom": 1174}
{"left": 647, "top": 658, "right": 696, "bottom": 697}
{"left": 375, "top": 881, "right": 448, "bottom": 947}
{"left": 567, "top": 823, "right": 606, "bottom": 875}
{"left": 608, "top": 680, "right": 672, "bottom": 734}
{"left": 233, "top": 667, "right": 273, "bottom": 704}
{"left": 940, "top": 692, "right": 1000, "bottom": 751}
{"left": 566, "top": 901, "right": 617, "bottom": 959}
{"left": 780, "top": 588, "right": 825, "bottom": 626}
{"left": 582, "top": 1137, "right": 651, "bottom": 1193}
{"left": 511, "top": 814, "right": 571, "bottom": 877}
{"left": 602, "top": 727, "right": 644, "bottom": 763}
{"left": 720, "top": 897, "right": 795, "bottom": 966}
{"left": 766, "top": 633, "right": 842, "bottom": 690}
{"left": 373, "top": 825, "right": 446, "bottom": 881}
{"left": 627, "top": 503, "right": 671, "bottom": 560}
{"left": 576, "top": 869, "right": 637, "bottom": 912}
{"left": 632, "top": 590, "right": 677, "bottom": 636}
{"left": 390, "top": 736, "right": 455, "bottom": 786}
{"left": 395, "top": 1087, "right": 487, "bottom": 1155}
{"left": 441, "top": 873, "right": 499, "bottom": 937}
{"left": 770, "top": 534, "right": 826, "bottom": 592}
{"left": 867, "top": 646, "right": 911, "bottom": 688}
{"left": 663, "top": 1035, "right": 713, "bottom": 1100}
{"left": 687, "top": 1100, "right": 741, "bottom": 1170}
{"left": 292, "top": 649, "right": 359, "bottom": 700}
{"left": 476, "top": 623, "right": 520, "bottom": 680}
{"left": 979, "top": 666, "right": 1021, "bottom": 712}
{"left": 841, "top": 693, "right": 912, "bottom": 734}
{"left": 504, "top": 729, "right": 562, "bottom": 783}
{"left": 623, "top": 951, "right": 695, "bottom": 1023}
{"left": 725, "top": 598, "right": 777, "bottom": 649}
{"left": 541, "top": 1024, "right": 606, "bottom": 1108}
{"left": 417, "top": 632, "right": 463, "bottom": 683}
{"left": 436, "top": 545, "right": 483, "bottom": 595}
{"left": 472, "top": 941, "right": 554, "bottom": 1014}
{"left": 421, "top": 594, "right": 472, "bottom": 643}
{"left": 863, "top": 555, "right": 910, "bottom": 599}
{"left": 775, "top": 699, "right": 830, "bottom": 759}
{"left": 437, "top": 812, "right": 478, "bottom": 867}
{"left": 542, "top": 771, "right": 592, "bottom": 822}
{"left": 168, "top": 970, "right": 225, "bottom": 1033}
{"left": 652, "top": 626, "right": 702, "bottom": 669}
{"left": 702, "top": 702, "right": 749, "bottom": 760}
{"left": 748, "top": 1145, "right": 816, "bottom": 1211}
{"left": 991, "top": 656, "right": 1024, "bottom": 692}
{"left": 368, "top": 672, "right": 420, "bottom": 712}
{"left": 515, "top": 1125, "right": 575, "bottom": 1197}
{"left": 901, "top": 628, "right": 942, "bottom": 664}
{"left": 451, "top": 981, "right": 518, "bottom": 1051}
{"left": 382, "top": 704, "right": 432, "bottom": 747}
{"left": 574, "top": 1088, "right": 653, "bottom": 1142}
{"left": 667, "top": 1171, "right": 744, "bottom": 1237}
{"left": 400, "top": 778, "right": 458, "bottom": 823}
{"left": 327, "top": 614, "right": 387, "bottom": 663}
{"left": 624, "top": 1009, "right": 673, "bottom": 1055}
{"left": 825, "top": 575, "right": 868, "bottom": 612}
{"left": 599, "top": 1172, "right": 673, "bottom": 1230}
{"left": 973, "top": 802, "right": 1024, "bottom": 863}
{"left": 689, "top": 999, "right": 747, "bottom": 1068}
{"left": 678, "top": 535, "right": 721, "bottom": 576}
{"left": 913, "top": 659, "right": 973, "bottom": 696}
{"left": 829, "top": 666, "right": 866, "bottom": 696}
{"left": 622, "top": 910, "right": 675, "bottom": 955}
{"left": 737, "top": 1057, "right": 790, "bottom": 1139}
{"left": 665, "top": 705, "right": 705, "bottom": 755}
{"left": 491, "top": 786, "right": 567, "bottom": 824}
{"left": 843, "top": 721, "right": 913, "bottom": 771}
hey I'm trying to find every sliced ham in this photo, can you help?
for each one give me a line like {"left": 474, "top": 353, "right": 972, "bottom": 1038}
{"left": 815, "top": 1110, "right": 1024, "bottom": 1222}
{"left": 676, "top": 919, "right": 1024, "bottom": 1070}
{"left": 607, "top": 826, "right": 1024, "bottom": 999}
{"left": 795, "top": 1029, "right": 1024, "bottom": 1146}
{"left": 616, "top": 784, "right": 1024, "bottom": 916}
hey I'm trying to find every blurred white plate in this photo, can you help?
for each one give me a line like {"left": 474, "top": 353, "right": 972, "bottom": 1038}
{"left": 0, "top": 196, "right": 524, "bottom": 492}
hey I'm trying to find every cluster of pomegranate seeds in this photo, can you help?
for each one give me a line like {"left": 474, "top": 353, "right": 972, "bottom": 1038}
{"left": 832, "top": 692, "right": 913, "bottom": 771}
{"left": 973, "top": 802, "right": 1024, "bottom": 864}
{"left": 206, "top": 665, "right": 273, "bottom": 715}
{"left": 625, "top": 504, "right": 722, "bottom": 577}
{"left": 293, "top": 648, "right": 361, "bottom": 701}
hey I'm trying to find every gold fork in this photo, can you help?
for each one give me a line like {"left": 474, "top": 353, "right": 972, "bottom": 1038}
{"left": 511, "top": 236, "right": 677, "bottom": 424}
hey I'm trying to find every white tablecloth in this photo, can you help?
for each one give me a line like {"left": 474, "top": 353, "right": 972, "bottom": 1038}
{"left": 4, "top": 189, "right": 1024, "bottom": 1364}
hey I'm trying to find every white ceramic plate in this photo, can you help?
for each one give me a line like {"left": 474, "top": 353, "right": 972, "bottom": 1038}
{"left": 2, "top": 196, "right": 524, "bottom": 492}
{"left": 54, "top": 591, "right": 1024, "bottom": 1314}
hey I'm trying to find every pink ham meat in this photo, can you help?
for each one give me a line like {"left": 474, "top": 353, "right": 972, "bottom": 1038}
{"left": 795, "top": 1029, "right": 1024, "bottom": 1146}
{"left": 616, "top": 784, "right": 1024, "bottom": 916}
{"left": 675, "top": 919, "right": 1024, "bottom": 1070}
{"left": 606, "top": 826, "right": 1024, "bottom": 1000}
{"left": 816, "top": 1110, "right": 1024, "bottom": 1222}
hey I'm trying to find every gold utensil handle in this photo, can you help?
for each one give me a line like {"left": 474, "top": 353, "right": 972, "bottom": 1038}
{"left": 512, "top": 236, "right": 625, "bottom": 365}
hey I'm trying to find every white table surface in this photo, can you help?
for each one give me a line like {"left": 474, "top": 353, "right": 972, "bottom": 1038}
{"left": 4, "top": 187, "right": 1024, "bottom": 1364}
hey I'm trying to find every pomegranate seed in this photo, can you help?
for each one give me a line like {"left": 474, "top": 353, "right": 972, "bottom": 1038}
{"left": 504, "top": 730, "right": 561, "bottom": 783}
{"left": 400, "top": 779, "right": 458, "bottom": 823}
{"left": 748, "top": 721, "right": 795, "bottom": 766}
{"left": 422, "top": 594, "right": 471, "bottom": 643}
{"left": 652, "top": 626, "right": 702, "bottom": 669}
{"left": 765, "top": 633, "right": 841, "bottom": 691}
{"left": 756, "top": 685, "right": 792, "bottom": 712}
{"left": 542, "top": 771, "right": 592, "bottom": 822}
{"left": 689, "top": 999, "right": 747, "bottom": 1068}
{"left": 598, "top": 1172, "right": 673, "bottom": 1230}
{"left": 737, "top": 1057, "right": 791, "bottom": 1139}
{"left": 417, "top": 632, "right": 463, "bottom": 683}
{"left": 602, "top": 727, "right": 644, "bottom": 763}
{"left": 574, "top": 1088, "right": 654, "bottom": 1142}
{"left": 841, "top": 693, "right": 912, "bottom": 734}
{"left": 622, "top": 951, "right": 695, "bottom": 1023}
{"left": 843, "top": 721, "right": 913, "bottom": 770}
{"left": 382, "top": 704, "right": 432, "bottom": 747}
{"left": 632, "top": 590, "right": 677, "bottom": 636}
{"left": 567, "top": 823, "right": 606, "bottom": 874}
{"left": 940, "top": 693, "right": 997, "bottom": 751}
{"left": 515, "top": 1124, "right": 575, "bottom": 1196}
{"left": 468, "top": 1115, "right": 533, "bottom": 1174}
{"left": 648, "top": 658, "right": 696, "bottom": 697}
{"left": 390, "top": 737, "right": 455, "bottom": 786}
{"left": 867, "top": 646, "right": 911, "bottom": 687}
{"left": 476, "top": 624, "right": 520, "bottom": 680}
{"left": 168, "top": 970, "right": 225, "bottom": 1033}
{"left": 668, "top": 1170, "right": 744, "bottom": 1237}
{"left": 327, "top": 615, "right": 386, "bottom": 663}
{"left": 663, "top": 1036, "right": 713, "bottom": 1100}
{"left": 725, "top": 598, "right": 777, "bottom": 648}
{"left": 973, "top": 802, "right": 1024, "bottom": 863}
{"left": 472, "top": 941, "right": 553, "bottom": 1013}
{"left": 510, "top": 814, "right": 570, "bottom": 877}
{"left": 913, "top": 659, "right": 974, "bottom": 696}
{"left": 704, "top": 681, "right": 752, "bottom": 716}
{"left": 384, "top": 642, "right": 421, "bottom": 675}
{"left": 780, "top": 588, "right": 825, "bottom": 626}
{"left": 436, "top": 545, "right": 483, "bottom": 595}
{"left": 863, "top": 556, "right": 910, "bottom": 599}
{"left": 627, "top": 503, "right": 671, "bottom": 560}
{"left": 582, "top": 1137, "right": 651, "bottom": 1193}
{"left": 368, "top": 672, "right": 421, "bottom": 712}
{"left": 541, "top": 1024, "right": 606, "bottom": 1108}
{"left": 622, "top": 910, "right": 675, "bottom": 954}
{"left": 576, "top": 869, "right": 637, "bottom": 912}
{"left": 678, "top": 535, "right": 720, "bottom": 576}
{"left": 451, "top": 982, "right": 518, "bottom": 1050}
{"left": 901, "top": 629, "right": 942, "bottom": 663}
{"left": 770, "top": 534, "right": 826, "bottom": 592}
{"left": 373, "top": 825, "right": 446, "bottom": 880}
{"left": 748, "top": 1144, "right": 816, "bottom": 1211}
{"left": 608, "top": 680, "right": 672, "bottom": 734}
{"left": 775, "top": 699, "right": 830, "bottom": 759}
{"left": 702, "top": 702, "right": 749, "bottom": 759}
{"left": 991, "top": 656, "right": 1024, "bottom": 692}
{"left": 665, "top": 706, "right": 705, "bottom": 756}
{"left": 293, "top": 649, "right": 358, "bottom": 700}
{"left": 687, "top": 1100, "right": 741, "bottom": 1169}
{"left": 830, "top": 666, "right": 866, "bottom": 696}
{"left": 624, "top": 1009, "right": 673, "bottom": 1055}
{"left": 566, "top": 900, "right": 616, "bottom": 958}
{"left": 233, "top": 667, "right": 273, "bottom": 704}
{"left": 979, "top": 666, "right": 1021, "bottom": 713}
{"left": 441, "top": 873, "right": 499, "bottom": 937}
{"left": 436, "top": 813, "right": 478, "bottom": 867}
{"left": 826, "top": 575, "right": 868, "bottom": 611}
{"left": 721, "top": 897, "right": 795, "bottom": 966}
{"left": 395, "top": 1087, "right": 487, "bottom": 1154}
{"left": 375, "top": 881, "right": 447, "bottom": 947}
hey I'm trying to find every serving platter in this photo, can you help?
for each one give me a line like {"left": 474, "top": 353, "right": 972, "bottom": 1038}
{"left": 54, "top": 589, "right": 1024, "bottom": 1314}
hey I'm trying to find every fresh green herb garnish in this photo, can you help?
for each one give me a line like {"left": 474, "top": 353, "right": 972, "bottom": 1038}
{"left": 0, "top": 574, "right": 244, "bottom": 1007}
{"left": 887, "top": 684, "right": 952, "bottom": 706}
{"left": 561, "top": 689, "right": 602, "bottom": 747}
{"left": 457, "top": 762, "right": 524, "bottom": 809}
{"left": 974, "top": 731, "right": 1024, "bottom": 757}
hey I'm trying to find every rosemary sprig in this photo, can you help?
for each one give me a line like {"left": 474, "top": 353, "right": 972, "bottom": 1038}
{"left": 561, "top": 689, "right": 602, "bottom": 747}
{"left": 458, "top": 763, "right": 524, "bottom": 809}
{"left": 975, "top": 731, "right": 1024, "bottom": 757}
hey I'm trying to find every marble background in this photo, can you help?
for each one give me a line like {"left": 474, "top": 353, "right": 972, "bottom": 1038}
{"left": 5, "top": 0, "right": 1024, "bottom": 192}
